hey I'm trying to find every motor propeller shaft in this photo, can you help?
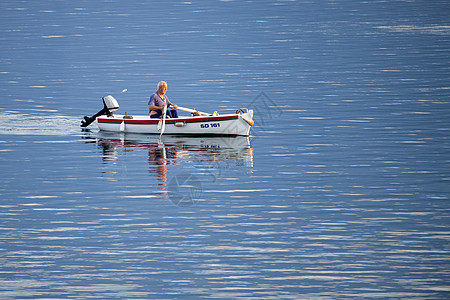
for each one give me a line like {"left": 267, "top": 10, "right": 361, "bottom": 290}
{"left": 80, "top": 95, "right": 120, "bottom": 127}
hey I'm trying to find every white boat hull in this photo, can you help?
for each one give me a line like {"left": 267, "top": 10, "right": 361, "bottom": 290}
{"left": 97, "top": 110, "right": 254, "bottom": 136}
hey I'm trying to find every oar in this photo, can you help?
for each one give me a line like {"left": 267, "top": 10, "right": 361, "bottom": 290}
{"left": 240, "top": 115, "right": 254, "bottom": 126}
{"left": 159, "top": 105, "right": 168, "bottom": 137}
{"left": 176, "top": 106, "right": 211, "bottom": 116}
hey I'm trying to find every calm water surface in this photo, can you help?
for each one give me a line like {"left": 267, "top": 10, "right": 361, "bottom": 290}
{"left": 1, "top": 0, "right": 450, "bottom": 299}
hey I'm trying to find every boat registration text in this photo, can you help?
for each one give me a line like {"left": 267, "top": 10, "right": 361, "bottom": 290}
{"left": 200, "top": 123, "right": 221, "bottom": 128}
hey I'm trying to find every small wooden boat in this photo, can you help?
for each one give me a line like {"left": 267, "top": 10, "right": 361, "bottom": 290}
{"left": 81, "top": 94, "right": 254, "bottom": 137}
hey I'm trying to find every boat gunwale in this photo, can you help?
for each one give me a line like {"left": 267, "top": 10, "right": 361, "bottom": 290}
{"left": 97, "top": 114, "right": 240, "bottom": 125}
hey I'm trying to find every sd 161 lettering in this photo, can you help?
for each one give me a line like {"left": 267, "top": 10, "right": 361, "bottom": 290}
{"left": 200, "top": 123, "right": 220, "bottom": 129}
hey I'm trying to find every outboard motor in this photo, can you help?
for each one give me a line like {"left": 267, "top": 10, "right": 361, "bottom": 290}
{"left": 81, "top": 95, "right": 119, "bottom": 127}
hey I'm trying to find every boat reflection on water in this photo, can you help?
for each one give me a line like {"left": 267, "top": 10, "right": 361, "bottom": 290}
{"left": 94, "top": 132, "right": 254, "bottom": 205}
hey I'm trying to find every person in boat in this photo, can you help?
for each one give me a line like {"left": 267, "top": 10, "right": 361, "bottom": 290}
{"left": 148, "top": 81, "right": 178, "bottom": 118}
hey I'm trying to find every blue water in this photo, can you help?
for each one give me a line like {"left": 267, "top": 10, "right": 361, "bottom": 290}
{"left": 1, "top": 0, "right": 450, "bottom": 299}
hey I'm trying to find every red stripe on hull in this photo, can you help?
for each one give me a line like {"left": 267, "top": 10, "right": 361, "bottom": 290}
{"left": 98, "top": 115, "right": 238, "bottom": 124}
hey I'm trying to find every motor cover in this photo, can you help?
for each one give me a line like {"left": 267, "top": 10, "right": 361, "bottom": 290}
{"left": 103, "top": 95, "right": 119, "bottom": 113}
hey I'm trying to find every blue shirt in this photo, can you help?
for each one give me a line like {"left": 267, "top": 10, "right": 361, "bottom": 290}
{"left": 148, "top": 92, "right": 172, "bottom": 115}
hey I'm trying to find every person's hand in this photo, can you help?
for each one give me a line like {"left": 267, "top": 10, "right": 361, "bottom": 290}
{"left": 172, "top": 104, "right": 178, "bottom": 109}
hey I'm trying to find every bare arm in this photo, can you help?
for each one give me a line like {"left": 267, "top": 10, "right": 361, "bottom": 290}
{"left": 149, "top": 104, "right": 177, "bottom": 110}
{"left": 148, "top": 104, "right": 165, "bottom": 111}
